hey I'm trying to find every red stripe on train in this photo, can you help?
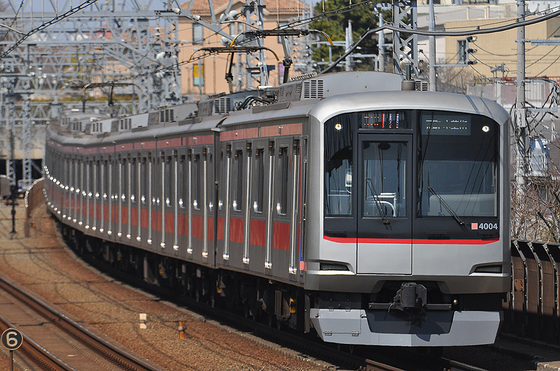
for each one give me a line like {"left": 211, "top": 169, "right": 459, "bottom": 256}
{"left": 323, "top": 236, "right": 499, "bottom": 245}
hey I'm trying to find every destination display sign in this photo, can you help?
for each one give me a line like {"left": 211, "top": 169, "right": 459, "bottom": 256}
{"left": 421, "top": 113, "right": 471, "bottom": 135}
{"left": 360, "top": 110, "right": 410, "bottom": 130}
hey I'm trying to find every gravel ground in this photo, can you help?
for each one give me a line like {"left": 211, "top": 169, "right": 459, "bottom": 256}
{"left": 0, "top": 202, "right": 329, "bottom": 371}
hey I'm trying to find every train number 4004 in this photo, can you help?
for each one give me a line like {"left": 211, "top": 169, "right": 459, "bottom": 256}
{"left": 472, "top": 222, "right": 498, "bottom": 231}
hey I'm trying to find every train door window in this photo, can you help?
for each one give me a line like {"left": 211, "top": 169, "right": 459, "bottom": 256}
{"left": 193, "top": 154, "right": 201, "bottom": 210}
{"left": 103, "top": 160, "right": 109, "bottom": 200}
{"left": 63, "top": 157, "right": 68, "bottom": 189}
{"left": 362, "top": 140, "right": 407, "bottom": 218}
{"left": 122, "top": 157, "right": 128, "bottom": 202}
{"left": 254, "top": 148, "right": 264, "bottom": 213}
{"left": 130, "top": 157, "right": 136, "bottom": 203}
{"left": 141, "top": 157, "right": 147, "bottom": 204}
{"left": 88, "top": 160, "right": 93, "bottom": 197}
{"left": 78, "top": 160, "right": 83, "bottom": 195}
{"left": 69, "top": 159, "right": 74, "bottom": 191}
{"left": 233, "top": 150, "right": 243, "bottom": 212}
{"left": 96, "top": 160, "right": 101, "bottom": 199}
{"left": 324, "top": 115, "right": 353, "bottom": 217}
{"left": 165, "top": 155, "right": 172, "bottom": 207}
{"left": 179, "top": 155, "right": 186, "bottom": 208}
{"left": 277, "top": 147, "right": 289, "bottom": 215}
{"left": 114, "top": 157, "right": 119, "bottom": 202}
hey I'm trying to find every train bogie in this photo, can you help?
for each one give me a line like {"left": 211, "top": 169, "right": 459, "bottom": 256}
{"left": 45, "top": 71, "right": 511, "bottom": 348}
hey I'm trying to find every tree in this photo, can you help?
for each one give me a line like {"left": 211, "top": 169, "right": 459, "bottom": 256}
{"left": 310, "top": 0, "right": 389, "bottom": 72}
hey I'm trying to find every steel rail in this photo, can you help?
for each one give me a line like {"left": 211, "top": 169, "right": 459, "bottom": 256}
{"left": 0, "top": 313, "right": 75, "bottom": 371}
{"left": 0, "top": 272, "right": 163, "bottom": 371}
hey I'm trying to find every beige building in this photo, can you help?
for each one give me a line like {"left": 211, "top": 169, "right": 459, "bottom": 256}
{"left": 178, "top": 0, "right": 311, "bottom": 99}
{"left": 444, "top": 16, "right": 560, "bottom": 79}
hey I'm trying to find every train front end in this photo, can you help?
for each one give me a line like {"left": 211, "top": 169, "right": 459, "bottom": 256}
{"left": 305, "top": 90, "right": 510, "bottom": 347}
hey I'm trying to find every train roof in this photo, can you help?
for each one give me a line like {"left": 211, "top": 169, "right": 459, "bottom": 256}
{"left": 47, "top": 72, "right": 510, "bottom": 148}
{"left": 311, "top": 90, "right": 510, "bottom": 125}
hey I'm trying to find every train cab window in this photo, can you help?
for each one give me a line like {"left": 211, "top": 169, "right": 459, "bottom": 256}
{"left": 254, "top": 148, "right": 264, "bottom": 213}
{"left": 233, "top": 150, "right": 243, "bottom": 212}
{"left": 325, "top": 116, "right": 353, "bottom": 216}
{"left": 417, "top": 112, "right": 498, "bottom": 218}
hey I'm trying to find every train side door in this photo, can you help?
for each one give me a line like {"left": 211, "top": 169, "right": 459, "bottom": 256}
{"left": 357, "top": 134, "right": 412, "bottom": 275}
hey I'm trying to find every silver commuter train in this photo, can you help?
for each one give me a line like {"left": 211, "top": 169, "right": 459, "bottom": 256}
{"left": 44, "top": 71, "right": 510, "bottom": 347}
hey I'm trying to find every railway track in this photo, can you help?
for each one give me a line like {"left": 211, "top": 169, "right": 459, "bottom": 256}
{"left": 1, "top": 202, "right": 538, "bottom": 371}
{"left": 85, "top": 253, "right": 496, "bottom": 371}
{"left": 0, "top": 272, "right": 163, "bottom": 371}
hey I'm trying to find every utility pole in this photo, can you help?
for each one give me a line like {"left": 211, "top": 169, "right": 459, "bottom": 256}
{"left": 428, "top": 0, "right": 436, "bottom": 91}
{"left": 516, "top": 0, "right": 527, "bottom": 187}
{"left": 393, "top": 0, "right": 418, "bottom": 77}
{"left": 378, "top": 13, "right": 385, "bottom": 72}
{"left": 345, "top": 20, "right": 353, "bottom": 72}
{"left": 9, "top": 102, "right": 16, "bottom": 239}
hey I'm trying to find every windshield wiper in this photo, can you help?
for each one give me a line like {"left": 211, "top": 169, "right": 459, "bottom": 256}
{"left": 366, "top": 178, "right": 390, "bottom": 225}
{"left": 428, "top": 187, "right": 465, "bottom": 226}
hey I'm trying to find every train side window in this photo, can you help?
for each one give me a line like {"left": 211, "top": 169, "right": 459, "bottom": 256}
{"left": 233, "top": 150, "right": 243, "bottom": 212}
{"left": 193, "top": 154, "right": 201, "bottom": 210}
{"left": 277, "top": 147, "right": 288, "bottom": 215}
{"left": 254, "top": 148, "right": 264, "bottom": 213}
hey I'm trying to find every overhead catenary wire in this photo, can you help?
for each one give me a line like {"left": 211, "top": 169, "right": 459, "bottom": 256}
{"left": 0, "top": 0, "right": 99, "bottom": 58}
{"left": 320, "top": 7, "right": 560, "bottom": 74}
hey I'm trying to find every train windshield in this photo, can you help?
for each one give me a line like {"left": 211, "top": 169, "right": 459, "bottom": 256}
{"left": 324, "top": 110, "right": 499, "bottom": 223}
{"left": 418, "top": 111, "right": 498, "bottom": 217}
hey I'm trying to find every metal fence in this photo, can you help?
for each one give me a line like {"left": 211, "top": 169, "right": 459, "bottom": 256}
{"left": 505, "top": 240, "right": 560, "bottom": 341}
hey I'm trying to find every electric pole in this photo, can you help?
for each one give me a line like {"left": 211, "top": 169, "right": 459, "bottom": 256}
{"left": 428, "top": 0, "right": 436, "bottom": 91}
{"left": 516, "top": 0, "right": 527, "bottom": 187}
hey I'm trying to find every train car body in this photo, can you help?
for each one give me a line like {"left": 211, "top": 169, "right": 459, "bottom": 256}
{"left": 44, "top": 71, "right": 511, "bottom": 347}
